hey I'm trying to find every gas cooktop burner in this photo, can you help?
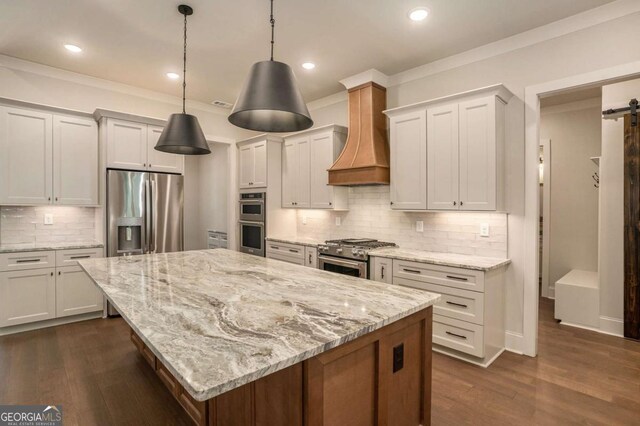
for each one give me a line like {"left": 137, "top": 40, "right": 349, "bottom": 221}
{"left": 319, "top": 238, "right": 397, "bottom": 260}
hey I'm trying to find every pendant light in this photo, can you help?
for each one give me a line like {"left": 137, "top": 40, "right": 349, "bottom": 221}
{"left": 155, "top": 4, "right": 210, "bottom": 155}
{"left": 228, "top": 0, "right": 313, "bottom": 133}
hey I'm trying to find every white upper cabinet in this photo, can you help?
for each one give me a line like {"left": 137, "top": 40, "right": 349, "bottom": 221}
{"left": 427, "top": 104, "right": 459, "bottom": 210}
{"left": 458, "top": 96, "right": 501, "bottom": 211}
{"left": 385, "top": 84, "right": 512, "bottom": 212}
{"left": 106, "top": 118, "right": 147, "bottom": 171}
{"left": 282, "top": 125, "right": 348, "bottom": 210}
{"left": 0, "top": 104, "right": 100, "bottom": 206}
{"left": 282, "top": 137, "right": 310, "bottom": 208}
{"left": 0, "top": 106, "right": 53, "bottom": 205}
{"left": 102, "top": 115, "right": 184, "bottom": 174}
{"left": 147, "top": 125, "right": 185, "bottom": 174}
{"left": 389, "top": 110, "right": 427, "bottom": 210}
{"left": 239, "top": 140, "right": 267, "bottom": 189}
{"left": 53, "top": 115, "right": 98, "bottom": 205}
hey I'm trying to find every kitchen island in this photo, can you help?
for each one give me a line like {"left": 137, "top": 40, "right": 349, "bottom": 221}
{"left": 79, "top": 249, "right": 439, "bottom": 425}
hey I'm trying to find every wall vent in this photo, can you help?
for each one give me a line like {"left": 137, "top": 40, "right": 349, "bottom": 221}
{"left": 211, "top": 100, "right": 233, "bottom": 109}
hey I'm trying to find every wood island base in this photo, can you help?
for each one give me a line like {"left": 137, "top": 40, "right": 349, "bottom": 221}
{"left": 129, "top": 307, "right": 433, "bottom": 426}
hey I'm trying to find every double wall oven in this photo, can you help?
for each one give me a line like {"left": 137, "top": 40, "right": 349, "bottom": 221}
{"left": 239, "top": 192, "right": 266, "bottom": 257}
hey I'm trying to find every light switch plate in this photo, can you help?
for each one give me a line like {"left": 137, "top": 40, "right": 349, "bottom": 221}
{"left": 480, "top": 223, "right": 490, "bottom": 237}
{"left": 416, "top": 221, "right": 424, "bottom": 232}
{"left": 302, "top": 216, "right": 307, "bottom": 225}
{"left": 44, "top": 214, "right": 54, "bottom": 225}
{"left": 335, "top": 216, "right": 341, "bottom": 226}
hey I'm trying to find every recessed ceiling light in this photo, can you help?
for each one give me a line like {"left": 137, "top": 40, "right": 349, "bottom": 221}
{"left": 166, "top": 72, "right": 180, "bottom": 80}
{"left": 64, "top": 44, "right": 82, "bottom": 53}
{"left": 408, "top": 7, "right": 429, "bottom": 21}
{"left": 302, "top": 62, "right": 316, "bottom": 70}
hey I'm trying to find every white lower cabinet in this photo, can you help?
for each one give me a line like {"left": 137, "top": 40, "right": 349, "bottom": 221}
{"left": 305, "top": 246, "right": 318, "bottom": 268}
{"left": 266, "top": 241, "right": 318, "bottom": 268}
{"left": 0, "top": 268, "right": 56, "bottom": 327}
{"left": 0, "top": 247, "right": 103, "bottom": 331}
{"left": 56, "top": 265, "right": 103, "bottom": 317}
{"left": 386, "top": 258, "right": 505, "bottom": 367}
{"left": 370, "top": 256, "right": 392, "bottom": 284}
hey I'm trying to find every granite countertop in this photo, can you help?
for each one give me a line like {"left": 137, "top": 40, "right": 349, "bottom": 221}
{"left": 78, "top": 249, "right": 439, "bottom": 401}
{"left": 265, "top": 236, "right": 325, "bottom": 247}
{"left": 368, "top": 247, "right": 510, "bottom": 271}
{"left": 0, "top": 241, "right": 104, "bottom": 254}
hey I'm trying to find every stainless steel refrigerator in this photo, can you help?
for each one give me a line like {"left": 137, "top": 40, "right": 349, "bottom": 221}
{"left": 106, "top": 169, "right": 184, "bottom": 315}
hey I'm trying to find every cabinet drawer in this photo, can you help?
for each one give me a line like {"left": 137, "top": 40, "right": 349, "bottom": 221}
{"left": 396, "top": 279, "right": 484, "bottom": 325}
{"left": 266, "top": 251, "right": 305, "bottom": 266}
{"left": 178, "top": 385, "right": 207, "bottom": 425}
{"left": 433, "top": 315, "right": 484, "bottom": 358}
{"left": 393, "top": 260, "right": 484, "bottom": 292}
{"left": 0, "top": 251, "right": 56, "bottom": 272}
{"left": 56, "top": 247, "right": 103, "bottom": 267}
{"left": 266, "top": 242, "right": 304, "bottom": 260}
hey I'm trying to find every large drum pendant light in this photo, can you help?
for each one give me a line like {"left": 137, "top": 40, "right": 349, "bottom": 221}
{"left": 228, "top": 0, "right": 313, "bottom": 133}
{"left": 155, "top": 5, "right": 210, "bottom": 155}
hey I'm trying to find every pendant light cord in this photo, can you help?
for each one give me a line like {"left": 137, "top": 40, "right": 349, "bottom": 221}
{"left": 182, "top": 11, "right": 188, "bottom": 114}
{"left": 270, "top": 0, "right": 275, "bottom": 61}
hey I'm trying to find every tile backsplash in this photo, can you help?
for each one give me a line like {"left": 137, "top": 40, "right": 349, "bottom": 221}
{"left": 0, "top": 206, "right": 97, "bottom": 245}
{"left": 296, "top": 186, "right": 508, "bottom": 258}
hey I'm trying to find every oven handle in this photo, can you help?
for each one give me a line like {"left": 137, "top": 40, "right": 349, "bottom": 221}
{"left": 239, "top": 200, "right": 265, "bottom": 204}
{"left": 318, "top": 255, "right": 363, "bottom": 269}
{"left": 238, "top": 220, "right": 265, "bottom": 226}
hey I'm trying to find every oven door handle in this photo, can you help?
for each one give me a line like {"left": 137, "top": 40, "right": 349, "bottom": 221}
{"left": 238, "top": 220, "right": 265, "bottom": 226}
{"left": 318, "top": 255, "right": 363, "bottom": 269}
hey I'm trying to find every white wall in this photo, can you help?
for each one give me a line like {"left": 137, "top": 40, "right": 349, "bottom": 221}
{"left": 0, "top": 55, "right": 251, "bottom": 249}
{"left": 599, "top": 78, "right": 640, "bottom": 332}
{"left": 540, "top": 100, "right": 601, "bottom": 290}
{"left": 307, "top": 10, "right": 640, "bottom": 348}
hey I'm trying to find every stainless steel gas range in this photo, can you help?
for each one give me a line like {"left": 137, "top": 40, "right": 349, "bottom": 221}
{"left": 317, "top": 238, "right": 396, "bottom": 279}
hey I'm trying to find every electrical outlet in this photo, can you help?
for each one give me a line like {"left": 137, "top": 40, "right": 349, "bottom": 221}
{"left": 480, "top": 223, "right": 490, "bottom": 237}
{"left": 302, "top": 215, "right": 307, "bottom": 225}
{"left": 335, "top": 216, "right": 341, "bottom": 226}
{"left": 416, "top": 221, "right": 424, "bottom": 232}
{"left": 44, "top": 214, "right": 54, "bottom": 225}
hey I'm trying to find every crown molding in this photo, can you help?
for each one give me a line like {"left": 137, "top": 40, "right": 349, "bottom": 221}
{"left": 236, "top": 134, "right": 284, "bottom": 145}
{"left": 281, "top": 124, "right": 348, "bottom": 139}
{"left": 339, "top": 69, "right": 390, "bottom": 90}
{"left": 0, "top": 54, "right": 229, "bottom": 116}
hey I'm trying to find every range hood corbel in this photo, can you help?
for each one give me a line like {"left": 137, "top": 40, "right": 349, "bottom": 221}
{"left": 328, "top": 70, "right": 390, "bottom": 186}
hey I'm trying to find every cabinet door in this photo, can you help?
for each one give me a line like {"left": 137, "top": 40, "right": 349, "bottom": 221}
{"left": 238, "top": 144, "right": 255, "bottom": 189}
{"left": 371, "top": 257, "right": 393, "bottom": 284}
{"left": 53, "top": 115, "right": 98, "bottom": 205}
{"left": 296, "top": 138, "right": 310, "bottom": 208}
{"left": 147, "top": 125, "right": 185, "bottom": 174}
{"left": 390, "top": 111, "right": 427, "bottom": 210}
{"left": 0, "top": 107, "right": 53, "bottom": 205}
{"left": 427, "top": 104, "right": 459, "bottom": 210}
{"left": 106, "top": 119, "right": 148, "bottom": 171}
{"left": 55, "top": 265, "right": 103, "bottom": 317}
{"left": 459, "top": 96, "right": 496, "bottom": 211}
{"left": 252, "top": 142, "right": 268, "bottom": 188}
{"left": 305, "top": 246, "right": 318, "bottom": 268}
{"left": 0, "top": 268, "right": 56, "bottom": 327}
{"left": 282, "top": 140, "right": 297, "bottom": 207}
{"left": 309, "top": 132, "right": 334, "bottom": 208}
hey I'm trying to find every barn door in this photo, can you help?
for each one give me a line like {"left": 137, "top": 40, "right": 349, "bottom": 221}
{"left": 624, "top": 112, "right": 640, "bottom": 339}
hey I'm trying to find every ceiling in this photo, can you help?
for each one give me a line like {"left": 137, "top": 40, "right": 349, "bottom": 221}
{"left": 0, "top": 0, "right": 615, "bottom": 106}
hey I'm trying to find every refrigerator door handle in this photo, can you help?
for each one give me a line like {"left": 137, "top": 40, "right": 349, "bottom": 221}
{"left": 145, "top": 179, "right": 152, "bottom": 254}
{"left": 150, "top": 179, "right": 157, "bottom": 253}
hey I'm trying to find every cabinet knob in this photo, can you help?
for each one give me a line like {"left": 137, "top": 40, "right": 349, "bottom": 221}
{"left": 460, "top": 201, "right": 464, "bottom": 206}
{"left": 149, "top": 164, "right": 152, "bottom": 168}
{"left": 143, "top": 163, "right": 146, "bottom": 167}
{"left": 453, "top": 201, "right": 457, "bottom": 206}
{"left": 50, "top": 272, "right": 53, "bottom": 276}
{"left": 390, "top": 201, "right": 394, "bottom": 205}
{"left": 55, "top": 197, "right": 58, "bottom": 202}
{"left": 48, "top": 197, "right": 51, "bottom": 201}
{"left": 58, "top": 271, "right": 61, "bottom": 276}
{"left": 329, "top": 202, "right": 332, "bottom": 206}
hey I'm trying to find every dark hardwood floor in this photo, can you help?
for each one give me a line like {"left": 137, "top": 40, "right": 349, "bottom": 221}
{"left": 0, "top": 298, "right": 638, "bottom": 425}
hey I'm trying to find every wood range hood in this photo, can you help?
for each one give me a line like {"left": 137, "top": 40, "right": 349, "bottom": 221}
{"left": 328, "top": 75, "right": 390, "bottom": 186}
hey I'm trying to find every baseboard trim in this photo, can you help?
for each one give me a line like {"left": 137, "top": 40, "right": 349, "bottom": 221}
{"left": 599, "top": 315, "right": 624, "bottom": 337}
{"left": 505, "top": 331, "right": 525, "bottom": 355}
{"left": 0, "top": 312, "right": 103, "bottom": 336}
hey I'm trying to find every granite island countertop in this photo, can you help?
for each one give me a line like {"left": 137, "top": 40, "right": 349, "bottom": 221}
{"left": 78, "top": 249, "right": 439, "bottom": 401}
{"left": 0, "top": 240, "right": 104, "bottom": 254}
{"left": 369, "top": 247, "right": 510, "bottom": 271}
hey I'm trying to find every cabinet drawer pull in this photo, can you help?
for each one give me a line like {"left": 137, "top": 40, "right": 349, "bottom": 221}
{"left": 445, "top": 331, "right": 467, "bottom": 340}
{"left": 270, "top": 245, "right": 280, "bottom": 250}
{"left": 446, "top": 275, "right": 468, "bottom": 281}
{"left": 288, "top": 249, "right": 299, "bottom": 253}
{"left": 16, "top": 258, "right": 41, "bottom": 263}
{"left": 445, "top": 301, "right": 468, "bottom": 308}
{"left": 403, "top": 268, "right": 421, "bottom": 274}
{"left": 381, "top": 265, "right": 385, "bottom": 279}
{"left": 70, "top": 255, "right": 91, "bottom": 260}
